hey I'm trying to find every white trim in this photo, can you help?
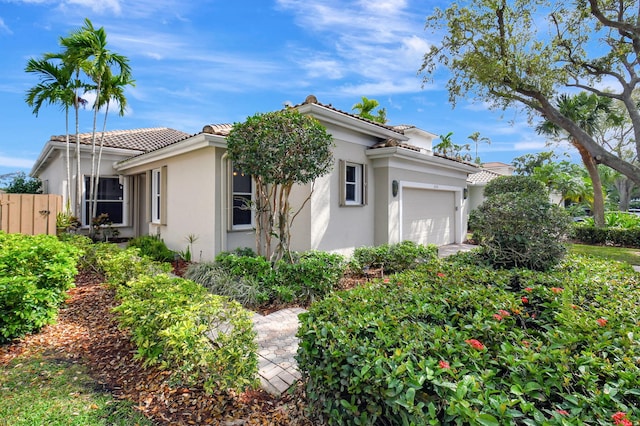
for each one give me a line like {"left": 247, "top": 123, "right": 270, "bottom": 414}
{"left": 114, "top": 133, "right": 227, "bottom": 172}
{"left": 151, "top": 168, "right": 161, "bottom": 224}
{"left": 397, "top": 180, "right": 464, "bottom": 245}
{"left": 230, "top": 165, "right": 254, "bottom": 230}
{"left": 366, "top": 146, "right": 479, "bottom": 175}
{"left": 344, "top": 162, "right": 363, "bottom": 205}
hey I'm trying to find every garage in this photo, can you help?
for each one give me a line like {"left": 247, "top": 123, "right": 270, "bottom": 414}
{"left": 401, "top": 188, "right": 456, "bottom": 246}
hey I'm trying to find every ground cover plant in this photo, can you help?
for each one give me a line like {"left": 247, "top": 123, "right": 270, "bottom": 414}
{"left": 297, "top": 253, "right": 640, "bottom": 425}
{"left": 569, "top": 243, "right": 640, "bottom": 265}
{"left": 0, "top": 231, "right": 81, "bottom": 342}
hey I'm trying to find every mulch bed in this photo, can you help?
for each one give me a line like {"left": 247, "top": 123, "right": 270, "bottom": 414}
{"left": 0, "top": 270, "right": 314, "bottom": 425}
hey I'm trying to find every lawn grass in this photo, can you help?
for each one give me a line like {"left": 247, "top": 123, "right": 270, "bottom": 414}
{"left": 0, "top": 354, "right": 152, "bottom": 426}
{"left": 569, "top": 243, "right": 640, "bottom": 265}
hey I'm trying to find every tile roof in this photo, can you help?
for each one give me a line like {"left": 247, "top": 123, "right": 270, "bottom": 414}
{"left": 49, "top": 127, "right": 190, "bottom": 153}
{"left": 202, "top": 123, "right": 234, "bottom": 136}
{"left": 467, "top": 169, "right": 502, "bottom": 184}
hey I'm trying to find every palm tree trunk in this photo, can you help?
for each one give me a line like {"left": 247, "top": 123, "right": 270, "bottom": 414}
{"left": 64, "top": 107, "right": 72, "bottom": 214}
{"left": 74, "top": 80, "right": 82, "bottom": 220}
{"left": 92, "top": 103, "right": 110, "bottom": 222}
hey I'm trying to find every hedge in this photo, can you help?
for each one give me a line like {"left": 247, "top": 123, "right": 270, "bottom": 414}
{"left": 296, "top": 253, "right": 640, "bottom": 425}
{"left": 0, "top": 232, "right": 81, "bottom": 342}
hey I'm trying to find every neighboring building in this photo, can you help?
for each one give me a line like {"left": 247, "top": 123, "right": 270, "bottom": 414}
{"left": 31, "top": 95, "right": 478, "bottom": 260}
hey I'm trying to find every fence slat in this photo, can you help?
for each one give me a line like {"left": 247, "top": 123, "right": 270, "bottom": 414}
{"left": 0, "top": 194, "right": 61, "bottom": 235}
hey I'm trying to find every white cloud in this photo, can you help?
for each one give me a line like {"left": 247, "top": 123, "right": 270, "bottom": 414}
{"left": 65, "top": 0, "right": 121, "bottom": 14}
{"left": 0, "top": 155, "right": 35, "bottom": 169}
{"left": 0, "top": 17, "right": 13, "bottom": 34}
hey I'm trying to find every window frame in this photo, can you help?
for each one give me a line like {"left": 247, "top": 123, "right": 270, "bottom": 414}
{"left": 339, "top": 160, "right": 368, "bottom": 207}
{"left": 82, "top": 175, "right": 126, "bottom": 226}
{"left": 230, "top": 166, "right": 254, "bottom": 230}
{"left": 151, "top": 168, "right": 161, "bottom": 224}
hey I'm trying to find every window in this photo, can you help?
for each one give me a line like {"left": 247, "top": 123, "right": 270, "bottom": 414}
{"left": 151, "top": 168, "right": 161, "bottom": 224}
{"left": 83, "top": 176, "right": 124, "bottom": 225}
{"left": 232, "top": 167, "right": 253, "bottom": 228}
{"left": 340, "top": 160, "right": 367, "bottom": 206}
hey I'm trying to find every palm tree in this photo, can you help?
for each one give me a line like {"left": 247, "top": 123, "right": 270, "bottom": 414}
{"left": 60, "top": 18, "right": 132, "bottom": 229}
{"left": 467, "top": 131, "right": 491, "bottom": 164}
{"left": 352, "top": 96, "right": 387, "bottom": 124}
{"left": 92, "top": 70, "right": 135, "bottom": 218}
{"left": 537, "top": 92, "right": 612, "bottom": 227}
{"left": 25, "top": 57, "right": 76, "bottom": 212}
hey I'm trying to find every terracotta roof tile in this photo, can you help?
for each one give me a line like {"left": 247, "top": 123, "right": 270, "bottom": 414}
{"left": 202, "top": 123, "right": 233, "bottom": 136}
{"left": 467, "top": 169, "right": 502, "bottom": 184}
{"left": 50, "top": 127, "right": 190, "bottom": 153}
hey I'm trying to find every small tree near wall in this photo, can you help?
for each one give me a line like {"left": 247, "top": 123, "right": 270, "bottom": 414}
{"left": 226, "top": 109, "right": 334, "bottom": 262}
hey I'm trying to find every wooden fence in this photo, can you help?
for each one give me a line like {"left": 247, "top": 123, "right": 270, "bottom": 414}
{"left": 0, "top": 194, "right": 62, "bottom": 236}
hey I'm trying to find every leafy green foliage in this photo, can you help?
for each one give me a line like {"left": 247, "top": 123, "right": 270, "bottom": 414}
{"left": 297, "top": 254, "right": 640, "bottom": 425}
{"left": 0, "top": 232, "right": 80, "bottom": 342}
{"left": 96, "top": 246, "right": 171, "bottom": 288}
{"left": 470, "top": 176, "right": 571, "bottom": 271}
{"left": 227, "top": 109, "right": 334, "bottom": 185}
{"left": 351, "top": 241, "right": 438, "bottom": 274}
{"left": 195, "top": 250, "right": 347, "bottom": 306}
{"left": 1, "top": 172, "right": 42, "bottom": 194}
{"left": 226, "top": 108, "right": 334, "bottom": 260}
{"left": 113, "top": 274, "right": 258, "bottom": 392}
{"left": 127, "top": 235, "right": 175, "bottom": 262}
{"left": 184, "top": 263, "right": 268, "bottom": 308}
{"left": 572, "top": 225, "right": 640, "bottom": 247}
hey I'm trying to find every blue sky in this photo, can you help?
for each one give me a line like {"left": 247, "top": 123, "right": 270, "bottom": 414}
{"left": 0, "top": 0, "right": 560, "bottom": 177}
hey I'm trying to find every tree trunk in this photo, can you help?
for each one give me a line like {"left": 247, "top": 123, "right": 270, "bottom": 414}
{"left": 616, "top": 178, "right": 634, "bottom": 212}
{"left": 574, "top": 141, "right": 605, "bottom": 227}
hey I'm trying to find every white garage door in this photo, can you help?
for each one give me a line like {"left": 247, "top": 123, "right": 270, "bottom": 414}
{"left": 402, "top": 188, "right": 456, "bottom": 246}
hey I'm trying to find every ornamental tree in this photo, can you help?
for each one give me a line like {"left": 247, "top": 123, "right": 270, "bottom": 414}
{"left": 421, "top": 0, "right": 640, "bottom": 186}
{"left": 226, "top": 109, "right": 334, "bottom": 262}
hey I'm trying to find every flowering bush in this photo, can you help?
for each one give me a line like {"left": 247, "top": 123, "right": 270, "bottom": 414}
{"left": 297, "top": 253, "right": 640, "bottom": 425}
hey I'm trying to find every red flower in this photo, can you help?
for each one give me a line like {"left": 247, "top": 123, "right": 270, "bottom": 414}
{"left": 493, "top": 314, "right": 503, "bottom": 321}
{"left": 524, "top": 287, "right": 533, "bottom": 292}
{"left": 551, "top": 287, "right": 563, "bottom": 294}
{"left": 597, "top": 318, "right": 608, "bottom": 327}
{"left": 571, "top": 304, "right": 578, "bottom": 310}
{"left": 438, "top": 360, "right": 450, "bottom": 369}
{"left": 555, "top": 409, "right": 569, "bottom": 416}
{"left": 437, "top": 272, "right": 446, "bottom": 278}
{"left": 498, "top": 309, "right": 511, "bottom": 317}
{"left": 521, "top": 296, "right": 529, "bottom": 304}
{"left": 465, "top": 339, "right": 485, "bottom": 350}
{"left": 383, "top": 278, "right": 390, "bottom": 283}
{"left": 612, "top": 412, "right": 632, "bottom": 426}
{"left": 521, "top": 340, "right": 531, "bottom": 347}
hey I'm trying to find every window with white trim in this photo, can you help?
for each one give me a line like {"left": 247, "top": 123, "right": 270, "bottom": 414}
{"left": 231, "top": 167, "right": 253, "bottom": 229}
{"left": 340, "top": 160, "right": 367, "bottom": 206}
{"left": 83, "top": 176, "right": 124, "bottom": 225}
{"left": 151, "top": 168, "right": 161, "bottom": 224}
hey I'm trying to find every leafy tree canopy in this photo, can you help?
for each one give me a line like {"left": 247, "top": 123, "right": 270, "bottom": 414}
{"left": 1, "top": 172, "right": 42, "bottom": 194}
{"left": 227, "top": 109, "right": 334, "bottom": 184}
{"left": 421, "top": 0, "right": 640, "bottom": 185}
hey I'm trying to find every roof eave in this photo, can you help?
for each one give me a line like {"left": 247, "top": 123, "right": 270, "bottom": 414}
{"left": 114, "top": 133, "right": 226, "bottom": 172}
{"left": 366, "top": 146, "right": 479, "bottom": 174}
{"left": 296, "top": 103, "right": 409, "bottom": 141}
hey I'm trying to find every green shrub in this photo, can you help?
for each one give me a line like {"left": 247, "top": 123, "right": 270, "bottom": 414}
{"left": 582, "top": 211, "right": 640, "bottom": 229}
{"left": 97, "top": 246, "right": 171, "bottom": 287}
{"left": 297, "top": 254, "right": 640, "bottom": 425}
{"left": 572, "top": 223, "right": 640, "bottom": 247}
{"left": 127, "top": 235, "right": 175, "bottom": 262}
{"left": 274, "top": 251, "right": 346, "bottom": 303}
{"left": 57, "top": 233, "right": 97, "bottom": 271}
{"left": 351, "top": 241, "right": 438, "bottom": 274}
{"left": 0, "top": 232, "right": 81, "bottom": 342}
{"left": 184, "top": 262, "right": 269, "bottom": 308}
{"left": 212, "top": 250, "right": 347, "bottom": 305}
{"left": 214, "top": 251, "right": 273, "bottom": 280}
{"left": 470, "top": 176, "right": 571, "bottom": 271}
{"left": 113, "top": 274, "right": 258, "bottom": 392}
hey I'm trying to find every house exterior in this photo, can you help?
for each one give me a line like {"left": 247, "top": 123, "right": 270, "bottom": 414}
{"left": 467, "top": 162, "right": 515, "bottom": 212}
{"left": 31, "top": 95, "right": 478, "bottom": 260}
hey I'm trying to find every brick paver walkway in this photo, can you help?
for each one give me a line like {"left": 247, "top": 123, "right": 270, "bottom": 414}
{"left": 252, "top": 307, "right": 306, "bottom": 395}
